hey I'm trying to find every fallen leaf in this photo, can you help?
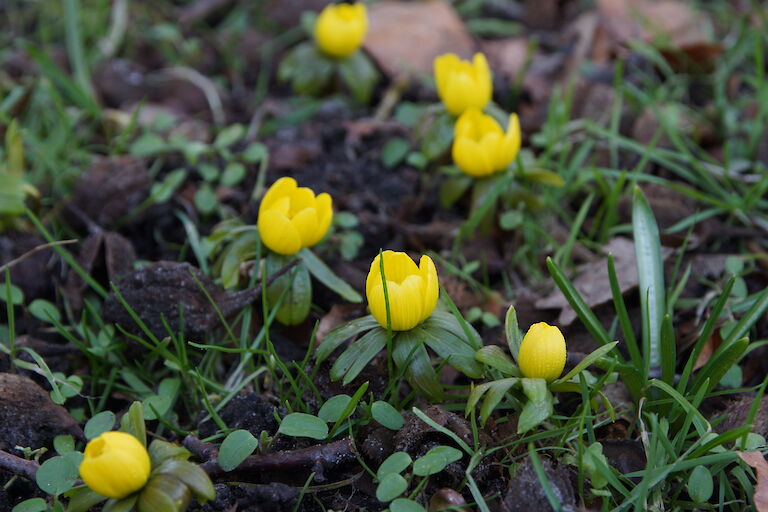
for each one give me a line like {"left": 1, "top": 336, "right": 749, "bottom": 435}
{"left": 364, "top": 1, "right": 474, "bottom": 79}
{"left": 737, "top": 451, "right": 768, "bottom": 511}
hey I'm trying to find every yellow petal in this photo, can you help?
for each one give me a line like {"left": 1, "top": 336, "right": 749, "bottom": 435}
{"left": 290, "top": 207, "right": 320, "bottom": 248}
{"left": 471, "top": 53, "right": 492, "bottom": 105}
{"left": 312, "top": 192, "right": 334, "bottom": 245}
{"left": 289, "top": 187, "right": 316, "bottom": 214}
{"left": 314, "top": 3, "right": 367, "bottom": 58}
{"left": 368, "top": 277, "right": 424, "bottom": 331}
{"left": 260, "top": 177, "right": 296, "bottom": 214}
{"left": 502, "top": 113, "right": 522, "bottom": 163}
{"left": 434, "top": 53, "right": 460, "bottom": 102}
{"left": 517, "top": 322, "right": 566, "bottom": 382}
{"left": 258, "top": 209, "right": 302, "bottom": 255}
{"left": 366, "top": 253, "right": 383, "bottom": 297}
{"left": 381, "top": 251, "right": 420, "bottom": 283}
{"left": 453, "top": 137, "right": 494, "bottom": 177}
{"left": 442, "top": 72, "right": 477, "bottom": 116}
{"left": 418, "top": 255, "right": 439, "bottom": 322}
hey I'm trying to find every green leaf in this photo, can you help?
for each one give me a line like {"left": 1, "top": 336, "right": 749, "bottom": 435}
{"left": 329, "top": 382, "right": 368, "bottom": 438}
{"left": 330, "top": 327, "right": 387, "bottom": 384}
{"left": 266, "top": 258, "right": 312, "bottom": 325}
{"left": 418, "top": 325, "right": 484, "bottom": 378}
{"left": 315, "top": 315, "right": 379, "bottom": 364}
{"left": 690, "top": 338, "right": 749, "bottom": 396}
{"left": 632, "top": 186, "right": 665, "bottom": 375}
{"left": 475, "top": 345, "right": 519, "bottom": 376}
{"left": 318, "top": 395, "right": 352, "bottom": 423}
{"left": 412, "top": 446, "right": 463, "bottom": 476}
{"left": 466, "top": 17, "right": 523, "bottom": 37}
{"left": 220, "top": 162, "right": 246, "bottom": 187}
{"left": 517, "top": 378, "right": 554, "bottom": 433}
{"left": 63, "top": 487, "right": 106, "bottom": 512}
{"left": 136, "top": 474, "right": 191, "bottom": 512}
{"left": 504, "top": 305, "right": 523, "bottom": 363}
{"left": 499, "top": 209, "right": 523, "bottom": 230}
{"left": 278, "top": 42, "right": 334, "bottom": 96}
{"left": 439, "top": 174, "right": 472, "bottom": 208}
{"left": 337, "top": 51, "right": 380, "bottom": 104}
{"left": 84, "top": 411, "right": 116, "bottom": 439}
{"left": 371, "top": 401, "right": 404, "bottom": 430}
{"left": 218, "top": 430, "right": 258, "bottom": 471}
{"left": 6, "top": 120, "right": 24, "bottom": 175}
{"left": 214, "top": 124, "right": 245, "bottom": 149}
{"left": 0, "top": 280, "right": 24, "bottom": 305}
{"left": 393, "top": 329, "right": 443, "bottom": 401}
{"left": 420, "top": 111, "right": 454, "bottom": 160}
{"left": 150, "top": 169, "right": 187, "bottom": 204}
{"left": 197, "top": 163, "right": 219, "bottom": 182}
{"left": 54, "top": 435, "right": 75, "bottom": 454}
{"left": 422, "top": 311, "right": 482, "bottom": 351}
{"left": 376, "top": 473, "right": 408, "bottom": 502}
{"left": 12, "top": 498, "right": 48, "bottom": 512}
{"left": 546, "top": 257, "right": 612, "bottom": 346}
{"left": 300, "top": 248, "right": 362, "bottom": 303}
{"left": 148, "top": 440, "right": 190, "bottom": 468}
{"left": 521, "top": 168, "right": 565, "bottom": 187}
{"left": 0, "top": 173, "right": 26, "bottom": 216}
{"left": 390, "top": 498, "right": 427, "bottom": 512}
{"left": 380, "top": 137, "right": 410, "bottom": 169}
{"left": 687, "top": 465, "right": 713, "bottom": 502}
{"left": 722, "top": 287, "right": 768, "bottom": 346}
{"left": 36, "top": 455, "right": 78, "bottom": 496}
{"left": 154, "top": 458, "right": 215, "bottom": 501}
{"left": 120, "top": 401, "right": 146, "bottom": 446}
{"left": 130, "top": 132, "right": 168, "bottom": 157}
{"left": 242, "top": 142, "right": 268, "bottom": 163}
{"left": 581, "top": 442, "right": 609, "bottom": 489}
{"left": 194, "top": 183, "right": 218, "bottom": 215}
{"left": 278, "top": 413, "right": 328, "bottom": 440}
{"left": 553, "top": 342, "right": 618, "bottom": 384}
{"left": 376, "top": 451, "right": 412, "bottom": 479}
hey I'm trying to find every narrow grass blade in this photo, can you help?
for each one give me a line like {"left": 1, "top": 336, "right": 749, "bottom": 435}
{"left": 546, "top": 257, "right": 612, "bottom": 346}
{"left": 632, "top": 186, "right": 665, "bottom": 377}
{"left": 677, "top": 276, "right": 735, "bottom": 393}
{"left": 660, "top": 314, "right": 675, "bottom": 385}
{"left": 607, "top": 254, "right": 640, "bottom": 368}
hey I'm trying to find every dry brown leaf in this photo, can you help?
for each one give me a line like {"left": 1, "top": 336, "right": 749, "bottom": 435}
{"left": 363, "top": 1, "right": 474, "bottom": 79}
{"left": 737, "top": 451, "right": 768, "bottom": 511}
{"left": 596, "top": 0, "right": 713, "bottom": 55}
{"left": 536, "top": 237, "right": 653, "bottom": 326}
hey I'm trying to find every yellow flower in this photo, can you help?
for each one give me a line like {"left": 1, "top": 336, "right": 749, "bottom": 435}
{"left": 518, "top": 322, "right": 566, "bottom": 382}
{"left": 258, "top": 177, "right": 333, "bottom": 255}
{"left": 366, "top": 251, "right": 439, "bottom": 331}
{"left": 452, "top": 109, "right": 521, "bottom": 178}
{"left": 314, "top": 3, "right": 368, "bottom": 59}
{"left": 433, "top": 53, "right": 492, "bottom": 116}
{"left": 79, "top": 431, "right": 151, "bottom": 499}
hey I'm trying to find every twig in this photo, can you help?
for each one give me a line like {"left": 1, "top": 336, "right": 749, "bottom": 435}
{"left": 0, "top": 449, "right": 40, "bottom": 482}
{"left": 0, "top": 239, "right": 77, "bottom": 274}
{"left": 183, "top": 435, "right": 360, "bottom": 484}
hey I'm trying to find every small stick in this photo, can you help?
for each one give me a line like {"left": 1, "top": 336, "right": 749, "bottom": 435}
{"left": 0, "top": 449, "right": 40, "bottom": 482}
{"left": 183, "top": 435, "right": 359, "bottom": 483}
{"left": 0, "top": 239, "right": 77, "bottom": 274}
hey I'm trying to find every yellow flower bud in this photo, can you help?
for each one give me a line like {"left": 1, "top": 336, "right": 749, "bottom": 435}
{"left": 452, "top": 109, "right": 521, "bottom": 178}
{"left": 433, "top": 53, "right": 492, "bottom": 116}
{"left": 314, "top": 3, "right": 368, "bottom": 59}
{"left": 79, "top": 431, "right": 151, "bottom": 499}
{"left": 258, "top": 177, "right": 333, "bottom": 255}
{"left": 366, "top": 251, "right": 439, "bottom": 331}
{"left": 518, "top": 322, "right": 566, "bottom": 382}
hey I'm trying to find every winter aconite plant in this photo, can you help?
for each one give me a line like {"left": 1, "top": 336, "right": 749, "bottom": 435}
{"left": 207, "top": 176, "right": 361, "bottom": 326}
{"left": 433, "top": 53, "right": 492, "bottom": 116}
{"left": 64, "top": 403, "right": 214, "bottom": 512}
{"left": 278, "top": 1, "right": 379, "bottom": 103}
{"left": 316, "top": 250, "right": 483, "bottom": 400}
